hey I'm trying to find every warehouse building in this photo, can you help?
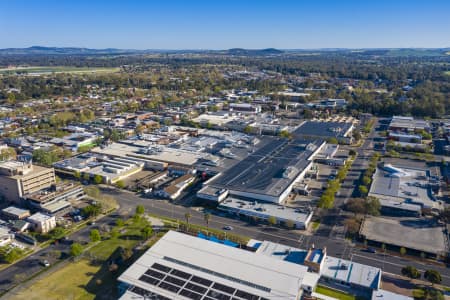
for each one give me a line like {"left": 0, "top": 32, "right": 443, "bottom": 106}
{"left": 369, "top": 164, "right": 442, "bottom": 213}
{"left": 388, "top": 116, "right": 430, "bottom": 133}
{"left": 199, "top": 138, "right": 325, "bottom": 204}
{"left": 53, "top": 153, "right": 144, "bottom": 184}
{"left": 253, "top": 240, "right": 382, "bottom": 293}
{"left": 118, "top": 231, "right": 315, "bottom": 300}
{"left": 218, "top": 197, "right": 313, "bottom": 229}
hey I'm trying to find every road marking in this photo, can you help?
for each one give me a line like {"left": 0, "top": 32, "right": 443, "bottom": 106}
{"left": 352, "top": 253, "right": 450, "bottom": 279}
{"left": 133, "top": 197, "right": 305, "bottom": 244}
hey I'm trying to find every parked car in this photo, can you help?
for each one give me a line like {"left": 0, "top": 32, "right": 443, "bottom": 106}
{"left": 40, "top": 260, "right": 50, "bottom": 267}
{"left": 366, "top": 247, "right": 377, "bottom": 254}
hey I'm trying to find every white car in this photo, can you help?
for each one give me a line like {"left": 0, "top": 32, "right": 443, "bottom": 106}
{"left": 223, "top": 226, "right": 234, "bottom": 231}
{"left": 41, "top": 260, "right": 50, "bottom": 267}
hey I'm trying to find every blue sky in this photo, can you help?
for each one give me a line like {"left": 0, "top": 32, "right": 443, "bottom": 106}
{"left": 0, "top": 0, "right": 449, "bottom": 49}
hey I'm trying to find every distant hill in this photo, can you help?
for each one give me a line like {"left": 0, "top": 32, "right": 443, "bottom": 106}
{"left": 0, "top": 46, "right": 447, "bottom": 57}
{"left": 0, "top": 46, "right": 285, "bottom": 56}
{"left": 221, "top": 48, "right": 284, "bottom": 56}
{"left": 0, "top": 46, "right": 146, "bottom": 55}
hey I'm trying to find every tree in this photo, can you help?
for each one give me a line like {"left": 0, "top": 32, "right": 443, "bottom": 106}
{"left": 346, "top": 198, "right": 366, "bottom": 215}
{"left": 400, "top": 247, "right": 407, "bottom": 256}
{"left": 135, "top": 205, "right": 145, "bottom": 215}
{"left": 365, "top": 196, "right": 381, "bottom": 216}
{"left": 203, "top": 213, "right": 211, "bottom": 229}
{"left": 49, "top": 227, "right": 66, "bottom": 240}
{"left": 358, "top": 185, "right": 368, "bottom": 196}
{"left": 285, "top": 219, "right": 295, "bottom": 229}
{"left": 90, "top": 229, "right": 101, "bottom": 243}
{"left": 82, "top": 204, "right": 102, "bottom": 217}
{"left": 141, "top": 226, "right": 153, "bottom": 240}
{"left": 0, "top": 147, "right": 16, "bottom": 161}
{"left": 362, "top": 176, "right": 372, "bottom": 186}
{"left": 70, "top": 243, "right": 83, "bottom": 257}
{"left": 424, "top": 269, "right": 442, "bottom": 286}
{"left": 401, "top": 265, "right": 420, "bottom": 279}
{"left": 116, "top": 218, "right": 125, "bottom": 227}
{"left": 185, "top": 212, "right": 191, "bottom": 227}
{"left": 420, "top": 252, "right": 426, "bottom": 260}
{"left": 267, "top": 216, "right": 277, "bottom": 226}
{"left": 0, "top": 247, "right": 24, "bottom": 263}
{"left": 7, "top": 92, "right": 16, "bottom": 105}
{"left": 116, "top": 180, "right": 126, "bottom": 189}
{"left": 32, "top": 148, "right": 60, "bottom": 166}
{"left": 328, "top": 137, "right": 338, "bottom": 144}
{"left": 353, "top": 131, "right": 362, "bottom": 141}
{"left": 120, "top": 247, "right": 133, "bottom": 261}
{"left": 83, "top": 172, "right": 90, "bottom": 182}
{"left": 344, "top": 218, "right": 360, "bottom": 235}
{"left": 74, "top": 171, "right": 81, "bottom": 181}
{"left": 93, "top": 174, "right": 103, "bottom": 184}
{"left": 349, "top": 149, "right": 357, "bottom": 157}
{"left": 279, "top": 130, "right": 292, "bottom": 139}
{"left": 243, "top": 126, "right": 253, "bottom": 134}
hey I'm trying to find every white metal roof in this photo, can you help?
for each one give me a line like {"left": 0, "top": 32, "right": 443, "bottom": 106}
{"left": 321, "top": 256, "right": 381, "bottom": 290}
{"left": 119, "top": 231, "right": 308, "bottom": 300}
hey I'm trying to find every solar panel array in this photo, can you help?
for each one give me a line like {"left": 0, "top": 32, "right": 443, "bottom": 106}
{"left": 129, "top": 262, "right": 271, "bottom": 300}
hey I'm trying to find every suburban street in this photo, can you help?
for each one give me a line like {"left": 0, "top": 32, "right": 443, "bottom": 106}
{"left": 0, "top": 117, "right": 448, "bottom": 296}
{"left": 105, "top": 187, "right": 450, "bottom": 286}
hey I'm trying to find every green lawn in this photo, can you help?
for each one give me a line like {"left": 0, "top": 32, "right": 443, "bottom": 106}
{"left": 315, "top": 285, "right": 356, "bottom": 300}
{"left": 0, "top": 66, "right": 120, "bottom": 74}
{"left": 88, "top": 237, "right": 137, "bottom": 260}
{"left": 10, "top": 218, "right": 153, "bottom": 300}
{"left": 10, "top": 259, "right": 100, "bottom": 300}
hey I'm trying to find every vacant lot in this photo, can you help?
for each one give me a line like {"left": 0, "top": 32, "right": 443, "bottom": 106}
{"left": 10, "top": 260, "right": 100, "bottom": 300}
{"left": 0, "top": 66, "right": 120, "bottom": 75}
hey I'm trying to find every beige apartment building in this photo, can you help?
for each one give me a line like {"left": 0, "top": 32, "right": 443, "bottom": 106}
{"left": 0, "top": 160, "right": 56, "bottom": 204}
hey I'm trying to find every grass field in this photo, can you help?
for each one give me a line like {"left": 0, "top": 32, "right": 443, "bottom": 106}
{"left": 0, "top": 66, "right": 120, "bottom": 75}
{"left": 445, "top": 71, "right": 450, "bottom": 75}
{"left": 9, "top": 219, "right": 148, "bottom": 300}
{"left": 315, "top": 285, "right": 356, "bottom": 300}
{"left": 10, "top": 260, "right": 100, "bottom": 300}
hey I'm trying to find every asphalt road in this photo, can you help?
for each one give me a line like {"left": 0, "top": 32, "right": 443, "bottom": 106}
{"left": 106, "top": 188, "right": 450, "bottom": 286}
{"left": 1, "top": 119, "right": 449, "bottom": 292}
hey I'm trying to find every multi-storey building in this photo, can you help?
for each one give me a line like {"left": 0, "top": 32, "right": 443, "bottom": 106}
{"left": 0, "top": 160, "right": 56, "bottom": 204}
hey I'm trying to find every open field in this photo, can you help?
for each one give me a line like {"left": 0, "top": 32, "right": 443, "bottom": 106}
{"left": 9, "top": 259, "right": 100, "bottom": 300}
{"left": 0, "top": 66, "right": 120, "bottom": 75}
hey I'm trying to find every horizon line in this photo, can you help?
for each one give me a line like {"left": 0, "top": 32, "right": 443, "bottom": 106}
{"left": 1, "top": 45, "right": 449, "bottom": 51}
